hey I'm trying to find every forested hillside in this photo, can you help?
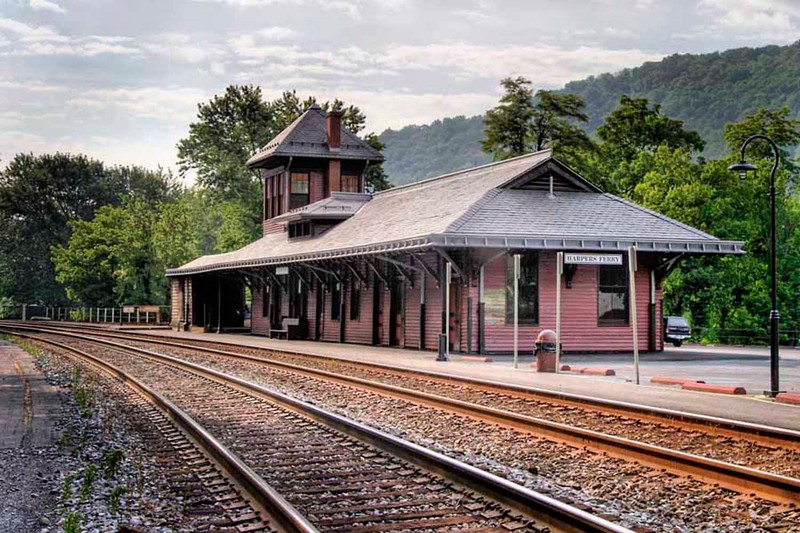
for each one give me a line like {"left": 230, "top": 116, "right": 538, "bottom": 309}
{"left": 379, "top": 41, "right": 800, "bottom": 184}
{"left": 379, "top": 115, "right": 490, "bottom": 185}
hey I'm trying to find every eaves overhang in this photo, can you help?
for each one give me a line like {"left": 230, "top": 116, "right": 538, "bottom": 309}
{"left": 429, "top": 233, "right": 746, "bottom": 255}
{"left": 166, "top": 232, "right": 744, "bottom": 277}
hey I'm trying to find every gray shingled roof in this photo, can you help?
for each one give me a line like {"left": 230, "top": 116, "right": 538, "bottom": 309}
{"left": 246, "top": 104, "right": 384, "bottom": 168}
{"left": 168, "top": 150, "right": 743, "bottom": 276}
{"left": 273, "top": 192, "right": 372, "bottom": 222}
{"left": 450, "top": 189, "right": 716, "bottom": 241}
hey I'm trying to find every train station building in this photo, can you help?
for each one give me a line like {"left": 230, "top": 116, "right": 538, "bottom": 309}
{"left": 166, "top": 104, "right": 743, "bottom": 354}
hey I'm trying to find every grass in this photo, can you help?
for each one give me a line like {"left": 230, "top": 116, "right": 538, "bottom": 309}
{"left": 108, "top": 486, "right": 127, "bottom": 515}
{"left": 102, "top": 449, "right": 125, "bottom": 478}
{"left": 79, "top": 464, "right": 98, "bottom": 500}
{"left": 62, "top": 512, "right": 84, "bottom": 533}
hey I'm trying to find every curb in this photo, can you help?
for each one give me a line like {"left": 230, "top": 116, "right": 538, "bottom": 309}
{"left": 681, "top": 383, "right": 746, "bottom": 395}
{"left": 776, "top": 393, "right": 800, "bottom": 405}
{"left": 560, "top": 365, "right": 616, "bottom": 376}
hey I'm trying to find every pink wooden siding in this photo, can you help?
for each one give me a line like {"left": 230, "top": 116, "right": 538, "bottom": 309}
{"left": 344, "top": 282, "right": 373, "bottom": 345}
{"left": 483, "top": 252, "right": 661, "bottom": 353}
{"left": 423, "top": 275, "right": 443, "bottom": 350}
{"left": 404, "top": 273, "right": 421, "bottom": 349}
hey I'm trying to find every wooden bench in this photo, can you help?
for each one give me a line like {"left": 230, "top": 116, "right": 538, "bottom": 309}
{"left": 270, "top": 317, "right": 299, "bottom": 339}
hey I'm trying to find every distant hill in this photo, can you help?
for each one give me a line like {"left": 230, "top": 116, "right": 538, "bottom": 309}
{"left": 379, "top": 115, "right": 490, "bottom": 186}
{"left": 379, "top": 41, "right": 800, "bottom": 185}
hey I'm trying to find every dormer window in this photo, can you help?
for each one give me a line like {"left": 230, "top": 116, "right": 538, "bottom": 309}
{"left": 288, "top": 221, "right": 312, "bottom": 239}
{"left": 290, "top": 172, "right": 310, "bottom": 210}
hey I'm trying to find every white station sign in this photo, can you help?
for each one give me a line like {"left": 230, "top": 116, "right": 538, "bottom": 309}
{"left": 564, "top": 253, "right": 623, "bottom": 266}
{"left": 275, "top": 266, "right": 289, "bottom": 275}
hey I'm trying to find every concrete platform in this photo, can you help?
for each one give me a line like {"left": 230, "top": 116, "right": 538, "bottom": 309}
{"left": 135, "top": 330, "right": 800, "bottom": 432}
{"left": 0, "top": 342, "right": 63, "bottom": 449}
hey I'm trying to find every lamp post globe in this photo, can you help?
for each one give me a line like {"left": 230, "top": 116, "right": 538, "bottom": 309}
{"left": 727, "top": 135, "right": 781, "bottom": 398}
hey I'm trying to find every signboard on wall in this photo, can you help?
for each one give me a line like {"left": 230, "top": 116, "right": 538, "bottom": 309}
{"left": 564, "top": 253, "right": 623, "bottom": 266}
{"left": 483, "top": 287, "right": 506, "bottom": 326}
{"left": 275, "top": 266, "right": 289, "bottom": 275}
{"left": 122, "top": 306, "right": 135, "bottom": 314}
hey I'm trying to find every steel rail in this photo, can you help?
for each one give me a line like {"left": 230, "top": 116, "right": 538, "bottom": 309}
{"left": 19, "top": 319, "right": 799, "bottom": 443}
{"left": 2, "top": 326, "right": 632, "bottom": 533}
{"left": 3, "top": 329, "right": 318, "bottom": 533}
{"left": 11, "top": 322, "right": 800, "bottom": 505}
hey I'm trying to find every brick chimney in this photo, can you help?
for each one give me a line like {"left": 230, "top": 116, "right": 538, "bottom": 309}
{"left": 326, "top": 111, "right": 342, "bottom": 151}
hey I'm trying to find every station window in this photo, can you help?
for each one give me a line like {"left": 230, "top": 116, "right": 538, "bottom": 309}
{"left": 330, "top": 282, "right": 342, "bottom": 321}
{"left": 265, "top": 173, "right": 285, "bottom": 219}
{"left": 288, "top": 221, "right": 312, "bottom": 239}
{"left": 290, "top": 172, "right": 310, "bottom": 210}
{"left": 505, "top": 253, "right": 538, "bottom": 325}
{"left": 598, "top": 265, "right": 629, "bottom": 326}
{"left": 341, "top": 174, "right": 360, "bottom": 193}
{"left": 349, "top": 273, "right": 361, "bottom": 321}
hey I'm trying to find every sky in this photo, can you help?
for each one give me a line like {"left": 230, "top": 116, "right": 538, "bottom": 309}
{"left": 1, "top": 0, "right": 799, "bottom": 174}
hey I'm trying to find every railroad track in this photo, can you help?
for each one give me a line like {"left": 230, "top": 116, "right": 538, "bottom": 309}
{"left": 6, "top": 321, "right": 798, "bottom": 507}
{"left": 2, "top": 325, "right": 629, "bottom": 533}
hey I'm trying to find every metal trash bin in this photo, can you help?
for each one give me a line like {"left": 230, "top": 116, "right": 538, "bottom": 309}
{"left": 534, "top": 329, "right": 557, "bottom": 372}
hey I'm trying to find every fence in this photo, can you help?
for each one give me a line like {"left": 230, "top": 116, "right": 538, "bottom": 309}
{"left": 693, "top": 327, "right": 799, "bottom": 347}
{"left": 0, "top": 304, "right": 171, "bottom": 325}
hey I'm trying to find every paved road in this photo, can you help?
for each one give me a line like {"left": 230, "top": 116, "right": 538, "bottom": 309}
{"left": 558, "top": 344, "right": 800, "bottom": 393}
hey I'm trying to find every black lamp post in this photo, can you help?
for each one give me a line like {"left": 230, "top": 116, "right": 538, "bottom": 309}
{"left": 728, "top": 134, "right": 782, "bottom": 397}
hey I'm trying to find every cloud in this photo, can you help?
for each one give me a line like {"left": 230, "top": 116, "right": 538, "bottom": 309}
{"left": 680, "top": 0, "right": 800, "bottom": 42}
{"left": 65, "top": 86, "right": 210, "bottom": 123}
{"left": 373, "top": 43, "right": 663, "bottom": 87}
{"left": 191, "top": 0, "right": 408, "bottom": 20}
{"left": 29, "top": 0, "right": 67, "bottom": 13}
{"left": 0, "top": 18, "right": 139, "bottom": 56}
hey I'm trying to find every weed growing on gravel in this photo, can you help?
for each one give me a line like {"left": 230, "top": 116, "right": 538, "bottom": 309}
{"left": 108, "top": 486, "right": 127, "bottom": 514}
{"left": 63, "top": 512, "right": 83, "bottom": 533}
{"left": 80, "top": 464, "right": 98, "bottom": 500}
{"left": 61, "top": 473, "right": 76, "bottom": 499}
{"left": 102, "top": 449, "right": 125, "bottom": 478}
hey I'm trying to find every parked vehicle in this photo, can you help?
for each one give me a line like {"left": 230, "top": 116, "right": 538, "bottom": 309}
{"left": 663, "top": 316, "right": 691, "bottom": 347}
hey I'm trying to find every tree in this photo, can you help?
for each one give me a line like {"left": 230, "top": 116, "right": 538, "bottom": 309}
{"left": 0, "top": 153, "right": 171, "bottom": 304}
{"left": 482, "top": 77, "right": 536, "bottom": 160}
{"left": 177, "top": 86, "right": 381, "bottom": 245}
{"left": 177, "top": 85, "right": 277, "bottom": 204}
{"left": 531, "top": 90, "right": 592, "bottom": 153}
{"left": 597, "top": 96, "right": 705, "bottom": 163}
{"left": 52, "top": 200, "right": 163, "bottom": 307}
{"left": 482, "top": 77, "right": 592, "bottom": 163}
{"left": 724, "top": 107, "right": 800, "bottom": 165}
{"left": 588, "top": 96, "right": 705, "bottom": 194}
{"left": 362, "top": 133, "right": 392, "bottom": 191}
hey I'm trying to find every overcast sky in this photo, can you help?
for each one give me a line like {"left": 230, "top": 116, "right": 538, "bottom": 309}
{"left": 1, "top": 0, "right": 799, "bottom": 173}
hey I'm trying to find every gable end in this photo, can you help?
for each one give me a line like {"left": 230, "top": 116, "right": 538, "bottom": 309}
{"left": 502, "top": 159, "right": 602, "bottom": 193}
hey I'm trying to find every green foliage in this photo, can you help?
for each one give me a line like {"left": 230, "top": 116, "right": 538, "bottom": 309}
{"left": 79, "top": 464, "right": 98, "bottom": 500}
{"left": 597, "top": 96, "right": 705, "bottom": 162}
{"left": 563, "top": 41, "right": 800, "bottom": 158}
{"left": 482, "top": 76, "right": 536, "bottom": 160}
{"left": 102, "top": 449, "right": 125, "bottom": 478}
{"left": 63, "top": 512, "right": 83, "bottom": 533}
{"left": 626, "top": 107, "right": 800, "bottom": 340}
{"left": 724, "top": 107, "right": 800, "bottom": 165}
{"left": 52, "top": 199, "right": 163, "bottom": 307}
{"left": 380, "top": 115, "right": 490, "bottom": 186}
{"left": 482, "top": 77, "right": 592, "bottom": 169}
{"left": 108, "top": 486, "right": 127, "bottom": 515}
{"left": 0, "top": 154, "right": 174, "bottom": 305}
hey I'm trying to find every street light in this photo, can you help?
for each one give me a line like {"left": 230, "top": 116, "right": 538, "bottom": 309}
{"left": 728, "top": 134, "right": 782, "bottom": 397}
